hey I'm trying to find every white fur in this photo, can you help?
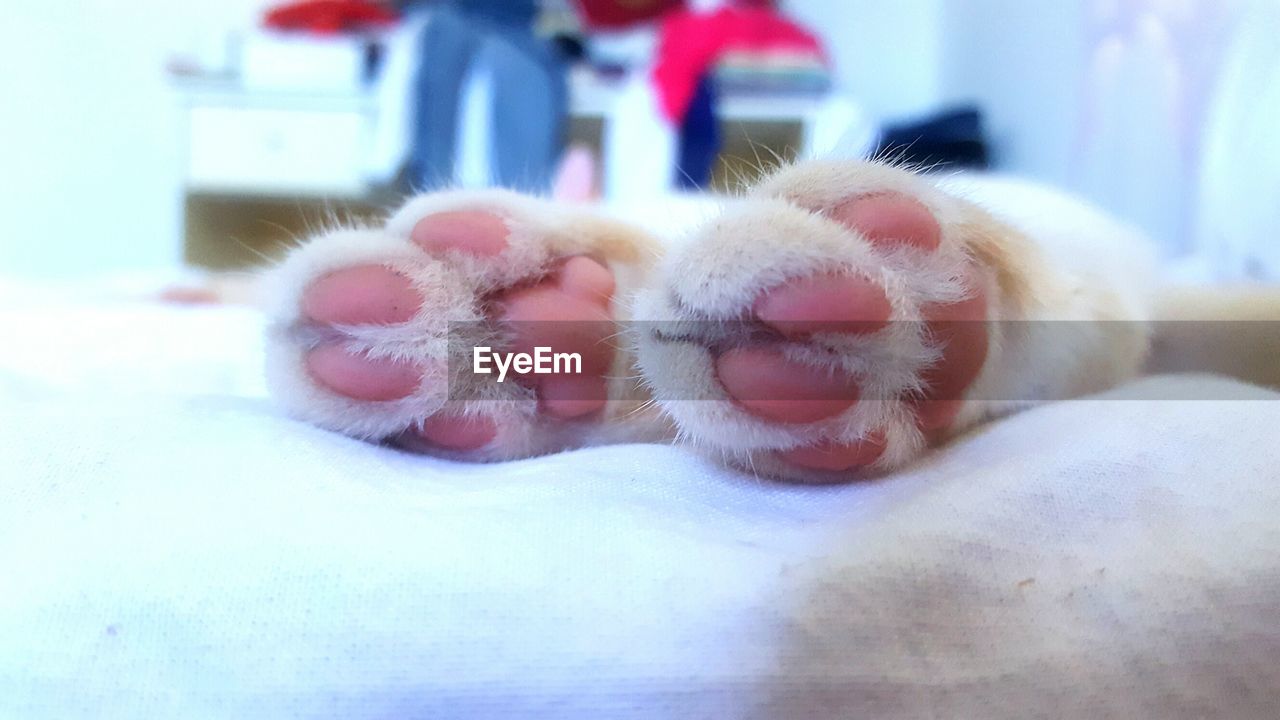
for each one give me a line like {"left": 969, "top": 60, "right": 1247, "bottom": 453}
{"left": 266, "top": 161, "right": 1174, "bottom": 480}
{"left": 264, "top": 189, "right": 654, "bottom": 460}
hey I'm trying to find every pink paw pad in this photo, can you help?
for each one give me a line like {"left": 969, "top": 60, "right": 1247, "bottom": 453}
{"left": 299, "top": 208, "right": 619, "bottom": 446}
{"left": 713, "top": 271, "right": 891, "bottom": 424}
{"left": 303, "top": 266, "right": 421, "bottom": 326}
{"left": 300, "top": 265, "right": 425, "bottom": 402}
{"left": 914, "top": 283, "right": 989, "bottom": 430}
{"left": 305, "top": 345, "right": 423, "bottom": 402}
{"left": 495, "top": 255, "right": 617, "bottom": 418}
{"left": 715, "top": 346, "right": 860, "bottom": 424}
{"left": 411, "top": 210, "right": 510, "bottom": 257}
{"left": 417, "top": 414, "right": 498, "bottom": 451}
{"left": 719, "top": 191, "right": 988, "bottom": 473}
{"left": 778, "top": 432, "right": 887, "bottom": 472}
{"left": 539, "top": 375, "right": 609, "bottom": 419}
{"left": 715, "top": 273, "right": 889, "bottom": 424}
{"left": 754, "top": 272, "right": 891, "bottom": 336}
{"left": 830, "top": 192, "right": 941, "bottom": 251}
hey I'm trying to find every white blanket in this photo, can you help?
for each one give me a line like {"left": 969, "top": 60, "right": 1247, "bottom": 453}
{"left": 2, "top": 287, "right": 1278, "bottom": 718}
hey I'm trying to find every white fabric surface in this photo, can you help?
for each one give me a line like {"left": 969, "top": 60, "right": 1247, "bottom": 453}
{"left": 2, "top": 283, "right": 1279, "bottom": 718}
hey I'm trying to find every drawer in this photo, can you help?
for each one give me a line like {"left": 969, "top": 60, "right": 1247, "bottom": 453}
{"left": 186, "top": 107, "right": 370, "bottom": 195}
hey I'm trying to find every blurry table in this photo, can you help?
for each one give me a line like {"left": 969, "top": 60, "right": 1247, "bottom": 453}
{"left": 170, "top": 68, "right": 870, "bottom": 266}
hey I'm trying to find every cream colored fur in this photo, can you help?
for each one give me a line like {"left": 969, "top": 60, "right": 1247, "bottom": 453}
{"left": 261, "top": 160, "right": 1275, "bottom": 480}
{"left": 632, "top": 163, "right": 1157, "bottom": 479}
{"left": 265, "top": 188, "right": 663, "bottom": 460}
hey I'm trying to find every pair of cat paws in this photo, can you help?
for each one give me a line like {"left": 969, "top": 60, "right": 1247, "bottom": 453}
{"left": 266, "top": 162, "right": 1003, "bottom": 482}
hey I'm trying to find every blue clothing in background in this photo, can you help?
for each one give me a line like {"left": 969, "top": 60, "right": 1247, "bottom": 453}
{"left": 406, "top": 2, "right": 566, "bottom": 192}
{"left": 675, "top": 73, "right": 721, "bottom": 190}
{"left": 447, "top": 0, "right": 538, "bottom": 25}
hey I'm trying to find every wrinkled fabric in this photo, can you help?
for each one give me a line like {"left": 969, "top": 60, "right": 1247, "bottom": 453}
{"left": 2, "top": 289, "right": 1278, "bottom": 718}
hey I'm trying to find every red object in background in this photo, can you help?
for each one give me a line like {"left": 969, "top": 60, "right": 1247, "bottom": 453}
{"left": 574, "top": 0, "right": 686, "bottom": 30}
{"left": 652, "top": 6, "right": 827, "bottom": 122}
{"left": 264, "top": 0, "right": 398, "bottom": 35}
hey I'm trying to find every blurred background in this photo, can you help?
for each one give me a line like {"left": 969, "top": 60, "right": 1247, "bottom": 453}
{"left": 1, "top": 0, "right": 1277, "bottom": 281}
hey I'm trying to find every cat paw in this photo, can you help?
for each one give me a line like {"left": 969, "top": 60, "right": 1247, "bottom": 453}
{"left": 265, "top": 189, "right": 653, "bottom": 459}
{"left": 635, "top": 162, "right": 998, "bottom": 481}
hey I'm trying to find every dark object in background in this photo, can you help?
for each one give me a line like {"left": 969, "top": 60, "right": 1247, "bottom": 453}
{"left": 873, "top": 106, "right": 990, "bottom": 171}
{"left": 675, "top": 73, "right": 721, "bottom": 189}
{"left": 550, "top": 33, "right": 586, "bottom": 63}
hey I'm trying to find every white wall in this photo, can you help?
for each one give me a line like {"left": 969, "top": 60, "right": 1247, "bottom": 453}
{"left": 4, "top": 0, "right": 1257, "bottom": 274}
{"left": 937, "top": 0, "right": 1248, "bottom": 254}
{"left": 938, "top": 1, "right": 1089, "bottom": 188}
{"left": 0, "top": 0, "right": 265, "bottom": 278}
{"left": 786, "top": 0, "right": 1088, "bottom": 185}
{"left": 785, "top": 0, "right": 945, "bottom": 120}
{"left": 784, "top": 0, "right": 1235, "bottom": 254}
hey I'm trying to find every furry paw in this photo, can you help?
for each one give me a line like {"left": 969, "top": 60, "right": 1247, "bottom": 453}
{"left": 265, "top": 189, "right": 654, "bottom": 460}
{"left": 635, "top": 162, "right": 1002, "bottom": 480}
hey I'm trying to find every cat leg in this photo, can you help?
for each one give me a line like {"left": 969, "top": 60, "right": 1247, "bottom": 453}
{"left": 1150, "top": 286, "right": 1280, "bottom": 391}
{"left": 265, "top": 189, "right": 666, "bottom": 460}
{"left": 634, "top": 161, "right": 1154, "bottom": 481}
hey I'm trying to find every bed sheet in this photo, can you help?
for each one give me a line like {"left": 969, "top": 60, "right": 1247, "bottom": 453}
{"left": 2, "top": 282, "right": 1278, "bottom": 718}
